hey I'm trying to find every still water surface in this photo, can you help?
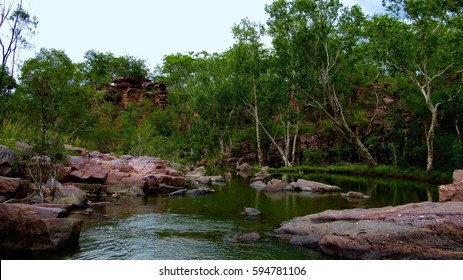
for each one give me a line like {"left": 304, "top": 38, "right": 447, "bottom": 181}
{"left": 62, "top": 174, "right": 438, "bottom": 260}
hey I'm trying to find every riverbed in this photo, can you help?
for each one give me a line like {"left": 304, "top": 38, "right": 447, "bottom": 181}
{"left": 57, "top": 174, "right": 438, "bottom": 259}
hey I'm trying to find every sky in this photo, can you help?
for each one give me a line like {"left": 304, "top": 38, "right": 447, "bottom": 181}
{"left": 21, "top": 0, "right": 385, "bottom": 69}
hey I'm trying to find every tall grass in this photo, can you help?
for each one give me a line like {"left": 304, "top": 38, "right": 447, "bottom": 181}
{"left": 0, "top": 118, "right": 30, "bottom": 145}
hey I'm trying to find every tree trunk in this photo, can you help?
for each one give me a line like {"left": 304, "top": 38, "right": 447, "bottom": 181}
{"left": 425, "top": 97, "right": 438, "bottom": 175}
{"left": 323, "top": 80, "right": 378, "bottom": 167}
{"left": 252, "top": 83, "right": 265, "bottom": 166}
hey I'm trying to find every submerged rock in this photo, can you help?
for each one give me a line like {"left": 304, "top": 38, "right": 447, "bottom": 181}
{"left": 341, "top": 191, "right": 370, "bottom": 199}
{"left": 186, "top": 188, "right": 215, "bottom": 195}
{"left": 275, "top": 201, "right": 463, "bottom": 259}
{"left": 243, "top": 207, "right": 261, "bottom": 217}
{"left": 169, "top": 187, "right": 215, "bottom": 196}
{"left": 169, "top": 189, "right": 188, "bottom": 196}
{"left": 234, "top": 232, "right": 262, "bottom": 242}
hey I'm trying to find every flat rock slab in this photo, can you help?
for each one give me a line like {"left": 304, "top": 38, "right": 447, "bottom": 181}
{"left": 275, "top": 202, "right": 463, "bottom": 259}
{"left": 0, "top": 204, "right": 82, "bottom": 252}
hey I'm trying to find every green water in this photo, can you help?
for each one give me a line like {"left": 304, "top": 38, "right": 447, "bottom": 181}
{"left": 59, "top": 174, "right": 438, "bottom": 259}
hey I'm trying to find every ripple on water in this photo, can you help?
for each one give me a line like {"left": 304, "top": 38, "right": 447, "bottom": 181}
{"left": 69, "top": 212, "right": 321, "bottom": 260}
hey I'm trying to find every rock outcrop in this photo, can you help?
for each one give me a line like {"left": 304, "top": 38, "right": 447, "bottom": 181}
{"left": 275, "top": 201, "right": 463, "bottom": 259}
{"left": 106, "top": 76, "right": 168, "bottom": 109}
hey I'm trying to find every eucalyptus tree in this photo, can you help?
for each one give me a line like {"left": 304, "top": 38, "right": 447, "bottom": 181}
{"left": 231, "top": 18, "right": 268, "bottom": 166}
{"left": 0, "top": 0, "right": 37, "bottom": 82}
{"left": 368, "top": 0, "right": 463, "bottom": 173}
{"left": 187, "top": 51, "right": 239, "bottom": 160}
{"left": 0, "top": 0, "right": 37, "bottom": 120}
{"left": 266, "top": 0, "right": 378, "bottom": 167}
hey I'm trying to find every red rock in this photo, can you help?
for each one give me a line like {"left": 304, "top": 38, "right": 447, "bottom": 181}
{"left": 53, "top": 184, "right": 88, "bottom": 207}
{"left": 453, "top": 170, "right": 463, "bottom": 184}
{"left": 439, "top": 183, "right": 463, "bottom": 202}
{"left": 263, "top": 179, "right": 291, "bottom": 192}
{"left": 0, "top": 203, "right": 82, "bottom": 252}
{"left": 276, "top": 202, "right": 463, "bottom": 259}
{"left": 69, "top": 156, "right": 109, "bottom": 183}
{"left": 0, "top": 176, "right": 27, "bottom": 199}
{"left": 119, "top": 164, "right": 134, "bottom": 173}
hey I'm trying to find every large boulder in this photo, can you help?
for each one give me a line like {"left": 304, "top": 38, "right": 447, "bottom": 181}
{"left": 275, "top": 202, "right": 463, "bottom": 259}
{"left": 0, "top": 204, "right": 82, "bottom": 252}
{"left": 439, "top": 170, "right": 463, "bottom": 202}
{"left": 0, "top": 176, "right": 27, "bottom": 199}
{"left": 0, "top": 145, "right": 24, "bottom": 177}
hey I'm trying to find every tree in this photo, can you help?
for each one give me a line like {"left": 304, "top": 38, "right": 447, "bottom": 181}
{"left": 231, "top": 18, "right": 268, "bottom": 166}
{"left": 369, "top": 0, "right": 463, "bottom": 173}
{"left": 188, "top": 51, "right": 239, "bottom": 161}
{"left": 1, "top": 0, "right": 37, "bottom": 119}
{"left": 0, "top": 0, "right": 37, "bottom": 85}
{"left": 17, "top": 48, "right": 90, "bottom": 154}
{"left": 266, "top": 0, "right": 378, "bottom": 167}
{"left": 82, "top": 50, "right": 149, "bottom": 89}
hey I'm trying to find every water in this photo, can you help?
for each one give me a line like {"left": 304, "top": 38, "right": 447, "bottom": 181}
{"left": 25, "top": 174, "right": 443, "bottom": 259}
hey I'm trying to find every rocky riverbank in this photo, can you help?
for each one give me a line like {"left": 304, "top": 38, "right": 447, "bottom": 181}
{"left": 0, "top": 144, "right": 216, "bottom": 254}
{"left": 275, "top": 169, "right": 463, "bottom": 259}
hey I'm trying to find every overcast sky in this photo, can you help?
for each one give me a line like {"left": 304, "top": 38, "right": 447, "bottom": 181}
{"left": 22, "top": 0, "right": 385, "bottom": 69}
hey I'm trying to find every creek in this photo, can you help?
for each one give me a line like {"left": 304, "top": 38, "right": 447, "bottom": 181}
{"left": 56, "top": 174, "right": 438, "bottom": 260}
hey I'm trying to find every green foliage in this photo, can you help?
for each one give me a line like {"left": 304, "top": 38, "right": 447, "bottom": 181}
{"left": 1, "top": 0, "right": 461, "bottom": 178}
{"left": 82, "top": 50, "right": 149, "bottom": 89}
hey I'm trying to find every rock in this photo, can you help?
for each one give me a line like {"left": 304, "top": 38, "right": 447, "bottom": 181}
{"left": 262, "top": 179, "right": 292, "bottom": 192}
{"left": 210, "top": 175, "right": 225, "bottom": 183}
{"left": 105, "top": 170, "right": 147, "bottom": 188}
{"left": 186, "top": 187, "right": 215, "bottom": 195}
{"left": 244, "top": 207, "right": 261, "bottom": 217}
{"left": 439, "top": 183, "right": 463, "bottom": 202}
{"left": 234, "top": 232, "right": 261, "bottom": 242}
{"left": 453, "top": 169, "right": 463, "bottom": 184}
{"left": 185, "top": 167, "right": 207, "bottom": 181}
{"left": 290, "top": 179, "right": 341, "bottom": 192}
{"left": 119, "top": 155, "right": 134, "bottom": 160}
{"left": 69, "top": 156, "right": 109, "bottom": 183}
{"left": 250, "top": 180, "right": 266, "bottom": 190}
{"left": 236, "top": 163, "right": 252, "bottom": 173}
{"left": 275, "top": 202, "right": 463, "bottom": 259}
{"left": 341, "top": 191, "right": 370, "bottom": 199}
{"left": 64, "top": 144, "right": 87, "bottom": 156}
{"left": 142, "top": 178, "right": 160, "bottom": 194}
{"left": 170, "top": 162, "right": 185, "bottom": 172}
{"left": 52, "top": 184, "right": 88, "bottom": 208}
{"left": 195, "top": 176, "right": 212, "bottom": 186}
{"left": 0, "top": 145, "right": 24, "bottom": 177}
{"left": 253, "top": 166, "right": 272, "bottom": 182}
{"left": 118, "top": 164, "right": 134, "bottom": 173}
{"left": 0, "top": 176, "right": 27, "bottom": 199}
{"left": 0, "top": 204, "right": 82, "bottom": 252}
{"left": 127, "top": 186, "right": 144, "bottom": 196}
{"left": 169, "top": 189, "right": 188, "bottom": 196}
